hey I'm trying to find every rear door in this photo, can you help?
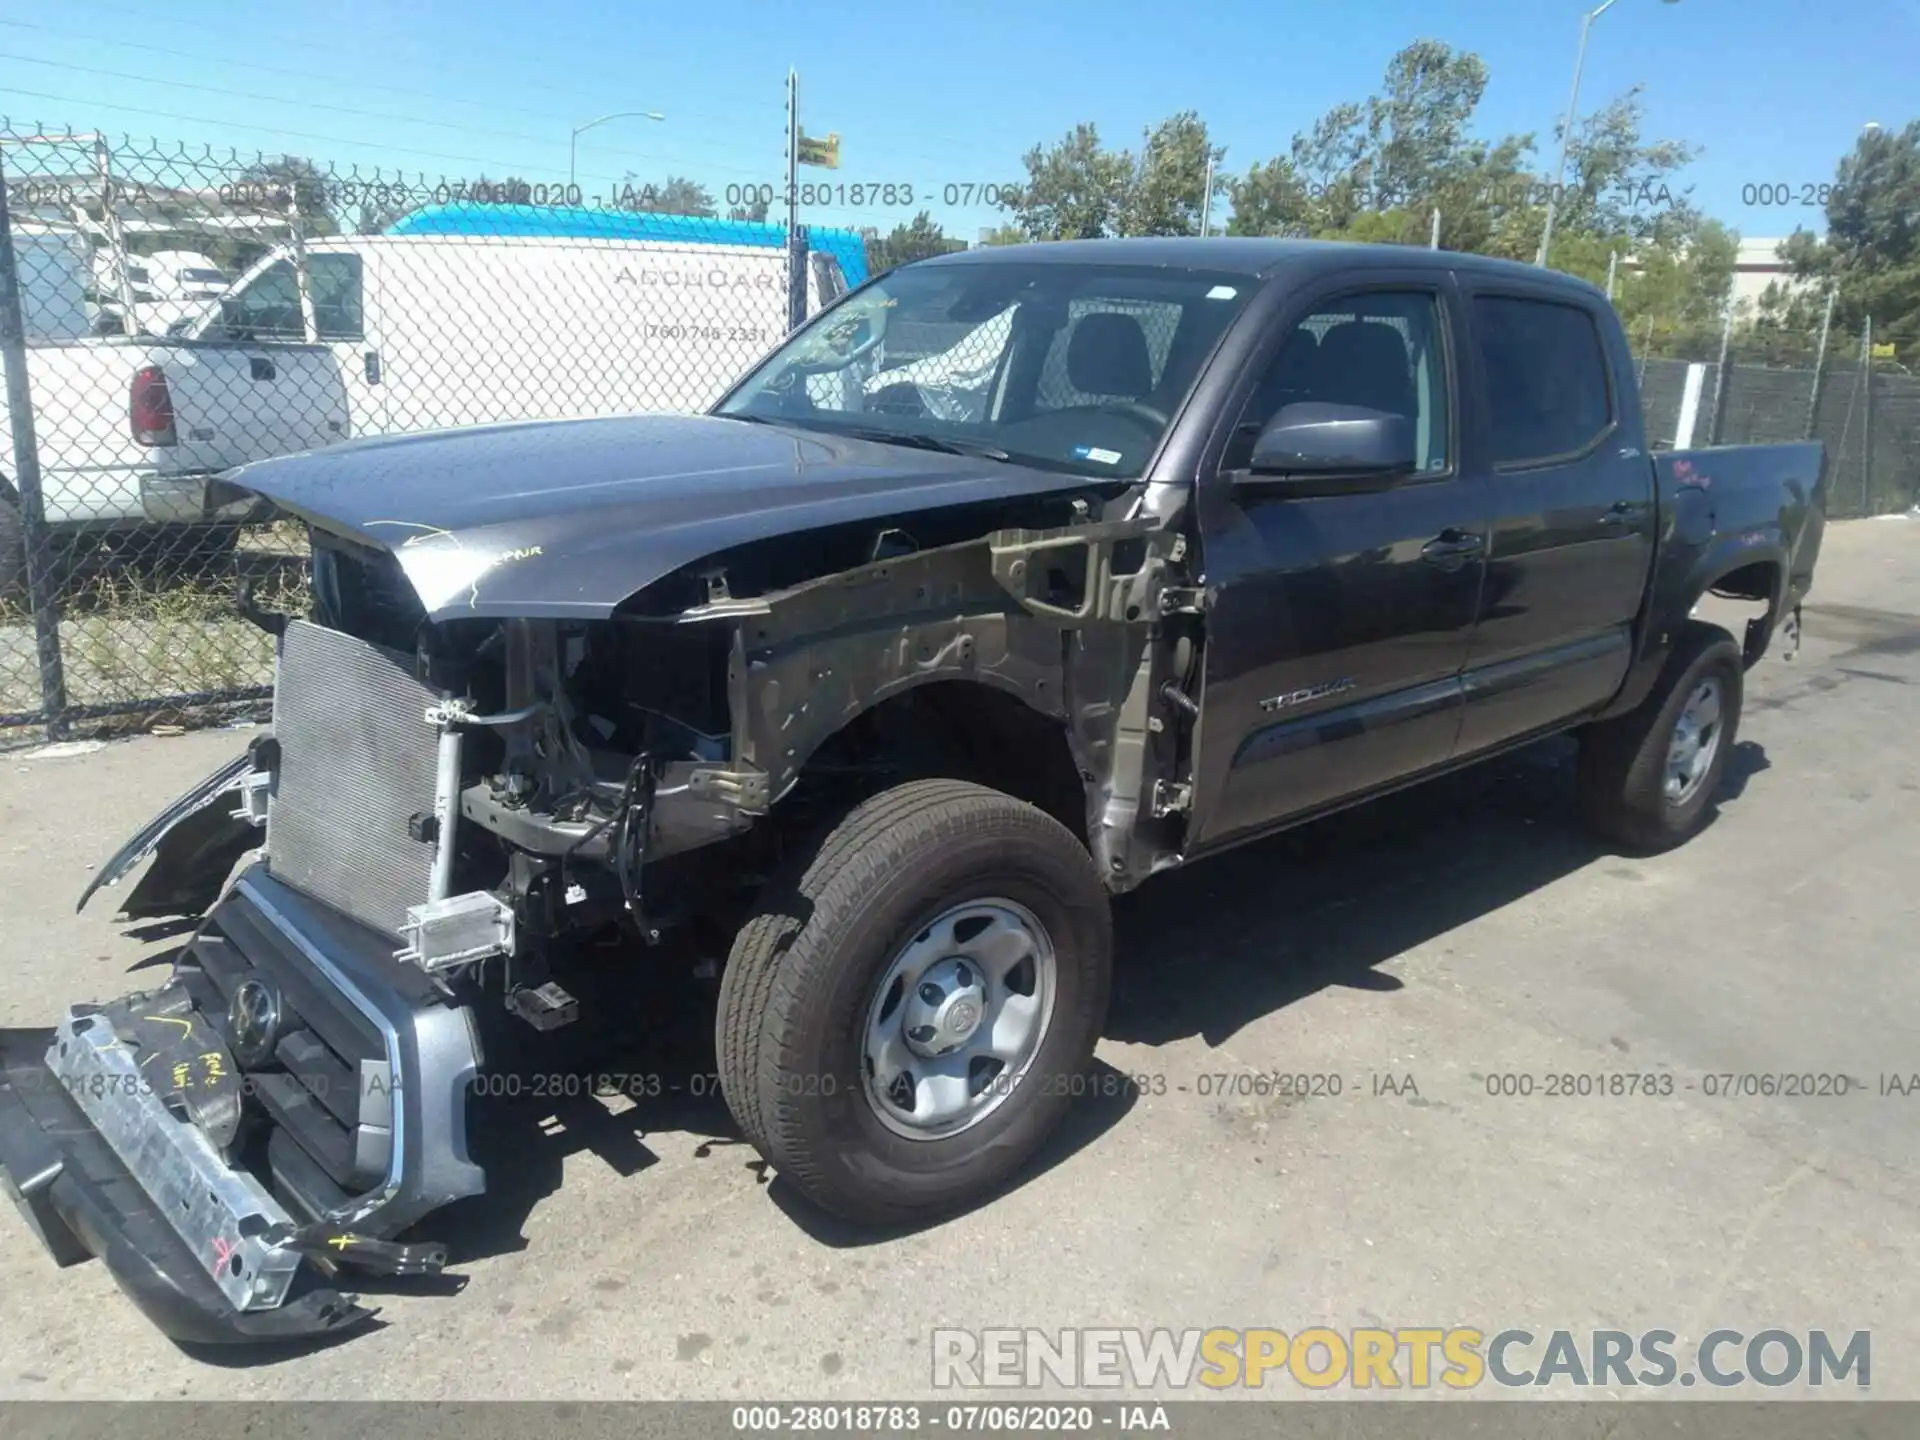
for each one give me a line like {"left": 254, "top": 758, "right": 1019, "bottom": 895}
{"left": 1451, "top": 284, "right": 1655, "bottom": 755}
{"left": 1185, "top": 273, "right": 1484, "bottom": 852}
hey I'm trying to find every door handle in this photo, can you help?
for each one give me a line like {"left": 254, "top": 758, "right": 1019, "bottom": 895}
{"left": 364, "top": 351, "right": 383, "bottom": 385}
{"left": 1421, "top": 530, "right": 1484, "bottom": 569}
{"left": 1598, "top": 501, "right": 1633, "bottom": 527}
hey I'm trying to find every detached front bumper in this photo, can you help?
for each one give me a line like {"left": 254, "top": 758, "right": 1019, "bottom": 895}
{"left": 0, "top": 867, "right": 487, "bottom": 1346}
{"left": 0, "top": 1027, "right": 374, "bottom": 1344}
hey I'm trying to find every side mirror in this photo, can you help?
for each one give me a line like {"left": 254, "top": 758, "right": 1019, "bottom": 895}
{"left": 1247, "top": 402, "right": 1417, "bottom": 481}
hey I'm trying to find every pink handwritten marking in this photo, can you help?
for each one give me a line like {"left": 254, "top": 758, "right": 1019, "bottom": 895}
{"left": 211, "top": 1235, "right": 238, "bottom": 1276}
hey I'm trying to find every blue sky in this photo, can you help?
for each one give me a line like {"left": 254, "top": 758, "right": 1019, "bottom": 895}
{"left": 0, "top": 0, "right": 1913, "bottom": 242}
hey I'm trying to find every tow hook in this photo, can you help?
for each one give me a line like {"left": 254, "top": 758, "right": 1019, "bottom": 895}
{"left": 280, "top": 1222, "right": 450, "bottom": 1278}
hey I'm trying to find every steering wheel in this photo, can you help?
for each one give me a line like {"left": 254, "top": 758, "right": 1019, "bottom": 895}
{"left": 866, "top": 381, "right": 930, "bottom": 418}
{"left": 1104, "top": 399, "right": 1170, "bottom": 434}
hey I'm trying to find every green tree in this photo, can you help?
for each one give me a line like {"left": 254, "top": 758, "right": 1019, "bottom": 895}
{"left": 1781, "top": 120, "right": 1920, "bottom": 355}
{"left": 618, "top": 174, "right": 717, "bottom": 217}
{"left": 1225, "top": 156, "right": 1314, "bottom": 238}
{"left": 1003, "top": 123, "right": 1135, "bottom": 240}
{"left": 1117, "top": 111, "right": 1225, "bottom": 236}
{"left": 865, "top": 211, "right": 966, "bottom": 274}
{"left": 1225, "top": 42, "right": 1535, "bottom": 247}
{"left": 976, "top": 223, "right": 1027, "bottom": 246}
{"left": 1365, "top": 40, "right": 1495, "bottom": 210}
{"left": 727, "top": 194, "right": 770, "bottom": 223}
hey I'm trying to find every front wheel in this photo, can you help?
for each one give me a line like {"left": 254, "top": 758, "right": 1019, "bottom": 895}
{"left": 716, "top": 779, "right": 1112, "bottom": 1225}
{"left": 1579, "top": 622, "right": 1744, "bottom": 852}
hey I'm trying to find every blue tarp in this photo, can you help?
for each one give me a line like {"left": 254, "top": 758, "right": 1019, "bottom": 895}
{"left": 384, "top": 203, "right": 868, "bottom": 287}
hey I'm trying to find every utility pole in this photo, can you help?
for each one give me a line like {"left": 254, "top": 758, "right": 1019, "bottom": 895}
{"left": 1605, "top": 249, "right": 1618, "bottom": 300}
{"left": 784, "top": 69, "right": 807, "bottom": 333}
{"left": 1198, "top": 154, "right": 1215, "bottom": 238}
{"left": 1430, "top": 208, "right": 1441, "bottom": 249}
{"left": 1537, "top": 0, "right": 1683, "bottom": 268}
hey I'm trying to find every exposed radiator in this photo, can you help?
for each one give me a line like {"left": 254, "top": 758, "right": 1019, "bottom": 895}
{"left": 266, "top": 619, "right": 442, "bottom": 938}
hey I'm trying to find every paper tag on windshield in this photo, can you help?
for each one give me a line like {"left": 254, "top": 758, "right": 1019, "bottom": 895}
{"left": 1206, "top": 285, "right": 1238, "bottom": 300}
{"left": 1072, "top": 445, "right": 1122, "bottom": 466}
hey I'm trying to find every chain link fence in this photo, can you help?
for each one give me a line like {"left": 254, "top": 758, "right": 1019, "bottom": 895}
{"left": 0, "top": 127, "right": 868, "bottom": 742}
{"left": 2, "top": 125, "right": 1916, "bottom": 746}
{"left": 1636, "top": 322, "right": 1919, "bottom": 520}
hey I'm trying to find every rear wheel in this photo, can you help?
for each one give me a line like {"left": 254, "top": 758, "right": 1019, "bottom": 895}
{"left": 1579, "top": 623, "right": 1744, "bottom": 852}
{"left": 716, "top": 779, "right": 1112, "bottom": 1225}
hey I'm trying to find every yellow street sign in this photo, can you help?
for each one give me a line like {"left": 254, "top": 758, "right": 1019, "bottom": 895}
{"left": 798, "top": 132, "right": 841, "bottom": 169}
{"left": 1871, "top": 342, "right": 1897, "bottom": 360}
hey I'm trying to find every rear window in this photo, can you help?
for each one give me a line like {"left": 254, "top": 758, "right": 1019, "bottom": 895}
{"left": 1473, "top": 296, "right": 1613, "bottom": 466}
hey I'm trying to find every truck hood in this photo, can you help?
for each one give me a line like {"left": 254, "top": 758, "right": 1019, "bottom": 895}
{"left": 231, "top": 414, "right": 1106, "bottom": 620}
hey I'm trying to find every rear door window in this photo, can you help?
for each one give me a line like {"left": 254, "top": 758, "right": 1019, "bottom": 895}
{"left": 1472, "top": 296, "right": 1613, "bottom": 466}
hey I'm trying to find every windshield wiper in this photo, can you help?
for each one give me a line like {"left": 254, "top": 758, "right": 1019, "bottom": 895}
{"left": 832, "top": 426, "right": 1012, "bottom": 462}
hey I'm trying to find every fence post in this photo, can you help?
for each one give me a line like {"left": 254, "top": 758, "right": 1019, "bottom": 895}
{"left": 787, "top": 225, "right": 810, "bottom": 334}
{"left": 1706, "top": 299, "right": 1735, "bottom": 446}
{"left": 1861, "top": 314, "right": 1875, "bottom": 515}
{"left": 0, "top": 157, "right": 73, "bottom": 738}
{"left": 1804, "top": 288, "right": 1836, "bottom": 441}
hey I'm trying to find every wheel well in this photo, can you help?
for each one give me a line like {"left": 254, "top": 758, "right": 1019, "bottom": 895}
{"left": 795, "top": 680, "right": 1089, "bottom": 845}
{"left": 1707, "top": 560, "right": 1779, "bottom": 606}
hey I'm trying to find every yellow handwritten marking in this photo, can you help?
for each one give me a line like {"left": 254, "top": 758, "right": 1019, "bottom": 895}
{"left": 326, "top": 1235, "right": 356, "bottom": 1250}
{"left": 142, "top": 1015, "right": 195, "bottom": 1039}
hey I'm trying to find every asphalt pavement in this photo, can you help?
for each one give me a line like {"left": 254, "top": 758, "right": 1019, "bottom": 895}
{"left": 0, "top": 517, "right": 1916, "bottom": 1402}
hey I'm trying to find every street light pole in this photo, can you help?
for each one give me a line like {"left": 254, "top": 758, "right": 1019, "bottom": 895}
{"left": 1536, "top": 0, "right": 1619, "bottom": 268}
{"left": 569, "top": 110, "right": 666, "bottom": 193}
{"left": 1535, "top": 0, "right": 1682, "bottom": 269}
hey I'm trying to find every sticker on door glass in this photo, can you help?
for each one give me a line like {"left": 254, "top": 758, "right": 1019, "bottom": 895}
{"left": 1206, "top": 285, "right": 1238, "bottom": 300}
{"left": 1072, "top": 445, "right": 1122, "bottom": 465}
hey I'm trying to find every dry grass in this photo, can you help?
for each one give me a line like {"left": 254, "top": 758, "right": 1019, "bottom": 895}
{"left": 2, "top": 527, "right": 311, "bottom": 730}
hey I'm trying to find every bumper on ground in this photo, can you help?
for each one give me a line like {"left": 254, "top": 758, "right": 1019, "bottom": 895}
{"left": 0, "top": 1026, "right": 375, "bottom": 1344}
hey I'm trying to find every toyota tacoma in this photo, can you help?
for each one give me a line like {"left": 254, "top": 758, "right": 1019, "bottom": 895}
{"left": 0, "top": 239, "right": 1826, "bottom": 1343}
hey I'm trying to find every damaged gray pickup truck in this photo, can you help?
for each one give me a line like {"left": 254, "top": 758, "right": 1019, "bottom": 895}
{"left": 0, "top": 239, "right": 1826, "bottom": 1344}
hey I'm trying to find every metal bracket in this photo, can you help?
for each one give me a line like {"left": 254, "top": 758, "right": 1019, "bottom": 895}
{"left": 1151, "top": 779, "right": 1193, "bottom": 818}
{"left": 686, "top": 763, "right": 772, "bottom": 813}
{"left": 230, "top": 768, "right": 272, "bottom": 826}
{"left": 395, "top": 891, "right": 515, "bottom": 974}
{"left": 1157, "top": 585, "right": 1209, "bottom": 616}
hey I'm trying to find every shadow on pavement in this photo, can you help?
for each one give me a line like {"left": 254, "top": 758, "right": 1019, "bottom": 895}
{"left": 1105, "top": 734, "right": 1769, "bottom": 1050}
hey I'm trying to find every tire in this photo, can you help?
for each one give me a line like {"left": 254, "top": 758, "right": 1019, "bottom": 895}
{"left": 716, "top": 779, "right": 1112, "bottom": 1225}
{"left": 0, "top": 500, "right": 24, "bottom": 604}
{"left": 1579, "top": 622, "right": 1744, "bottom": 852}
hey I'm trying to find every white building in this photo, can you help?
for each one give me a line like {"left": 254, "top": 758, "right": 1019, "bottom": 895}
{"left": 1729, "top": 236, "right": 1805, "bottom": 314}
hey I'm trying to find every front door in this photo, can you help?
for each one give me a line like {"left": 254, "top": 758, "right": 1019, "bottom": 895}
{"left": 1185, "top": 282, "right": 1484, "bottom": 852}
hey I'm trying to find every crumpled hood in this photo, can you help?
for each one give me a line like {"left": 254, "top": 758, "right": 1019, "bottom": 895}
{"left": 232, "top": 414, "right": 1101, "bottom": 620}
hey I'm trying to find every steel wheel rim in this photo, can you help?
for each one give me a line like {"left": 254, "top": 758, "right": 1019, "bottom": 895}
{"left": 1663, "top": 675, "right": 1724, "bottom": 806}
{"left": 862, "top": 898, "right": 1058, "bottom": 1141}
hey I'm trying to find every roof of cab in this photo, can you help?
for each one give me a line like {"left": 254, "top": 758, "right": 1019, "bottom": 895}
{"left": 919, "top": 235, "right": 1605, "bottom": 298}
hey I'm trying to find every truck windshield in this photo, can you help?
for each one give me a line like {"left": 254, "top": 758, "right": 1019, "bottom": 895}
{"left": 714, "top": 260, "right": 1260, "bottom": 479}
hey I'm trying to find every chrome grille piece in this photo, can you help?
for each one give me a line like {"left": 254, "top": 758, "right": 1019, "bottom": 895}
{"left": 267, "top": 619, "right": 442, "bottom": 937}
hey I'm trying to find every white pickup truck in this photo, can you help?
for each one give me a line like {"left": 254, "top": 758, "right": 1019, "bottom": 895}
{"left": 0, "top": 335, "right": 344, "bottom": 596}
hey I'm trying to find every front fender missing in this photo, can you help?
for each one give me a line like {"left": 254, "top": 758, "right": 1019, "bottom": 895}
{"left": 710, "top": 516, "right": 1179, "bottom": 886}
